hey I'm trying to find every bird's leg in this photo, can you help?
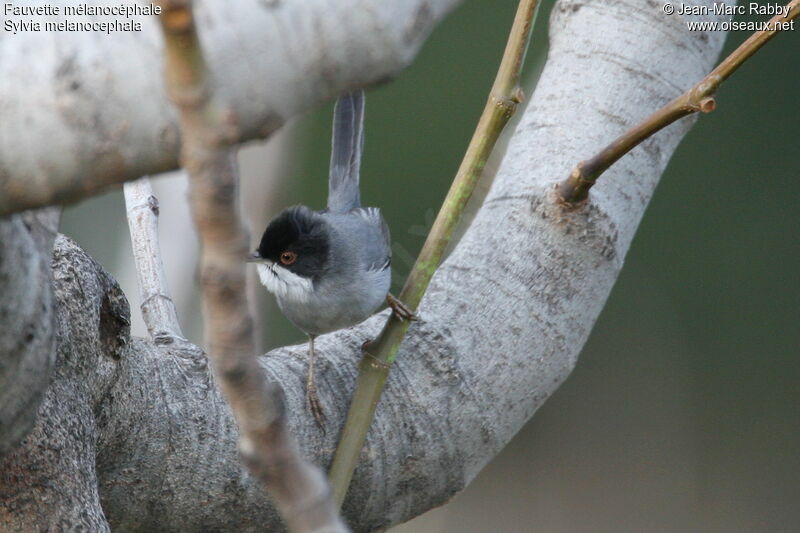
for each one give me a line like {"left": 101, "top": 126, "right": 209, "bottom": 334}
{"left": 386, "top": 293, "right": 417, "bottom": 321}
{"left": 306, "top": 334, "right": 325, "bottom": 427}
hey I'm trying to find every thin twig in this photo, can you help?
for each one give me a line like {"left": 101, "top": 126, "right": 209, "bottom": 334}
{"left": 156, "top": 1, "right": 347, "bottom": 531}
{"left": 328, "top": 0, "right": 541, "bottom": 508}
{"left": 124, "top": 177, "right": 184, "bottom": 343}
{"left": 557, "top": 0, "right": 800, "bottom": 204}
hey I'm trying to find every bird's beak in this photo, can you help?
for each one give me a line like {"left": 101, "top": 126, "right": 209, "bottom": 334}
{"left": 246, "top": 252, "right": 264, "bottom": 264}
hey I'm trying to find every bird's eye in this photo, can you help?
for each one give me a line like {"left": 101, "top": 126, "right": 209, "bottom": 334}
{"left": 280, "top": 251, "right": 298, "bottom": 265}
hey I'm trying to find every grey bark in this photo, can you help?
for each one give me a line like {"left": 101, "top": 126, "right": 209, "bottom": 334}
{"left": 1, "top": 236, "right": 126, "bottom": 531}
{"left": 0, "top": 209, "right": 59, "bottom": 457}
{"left": 0, "top": 0, "right": 461, "bottom": 216}
{"left": 0, "top": 1, "right": 733, "bottom": 531}
{"left": 123, "top": 178, "right": 184, "bottom": 342}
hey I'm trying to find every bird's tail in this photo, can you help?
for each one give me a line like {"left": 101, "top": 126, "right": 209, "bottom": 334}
{"left": 327, "top": 90, "right": 365, "bottom": 213}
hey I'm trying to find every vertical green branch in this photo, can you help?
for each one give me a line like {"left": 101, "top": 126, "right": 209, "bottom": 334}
{"left": 329, "top": 0, "right": 541, "bottom": 508}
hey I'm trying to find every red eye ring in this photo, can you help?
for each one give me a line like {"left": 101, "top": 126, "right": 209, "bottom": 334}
{"left": 280, "top": 251, "right": 297, "bottom": 265}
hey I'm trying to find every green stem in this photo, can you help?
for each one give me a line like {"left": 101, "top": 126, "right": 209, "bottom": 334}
{"left": 328, "top": 0, "right": 541, "bottom": 508}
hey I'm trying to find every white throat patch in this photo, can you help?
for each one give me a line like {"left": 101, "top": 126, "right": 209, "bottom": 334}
{"left": 256, "top": 262, "right": 314, "bottom": 303}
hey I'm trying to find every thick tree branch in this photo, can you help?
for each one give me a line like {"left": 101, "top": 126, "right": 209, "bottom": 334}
{"left": 0, "top": 0, "right": 462, "bottom": 217}
{"left": 0, "top": 209, "right": 60, "bottom": 457}
{"left": 558, "top": 0, "right": 800, "bottom": 204}
{"left": 157, "top": 1, "right": 346, "bottom": 530}
{"left": 1, "top": 236, "right": 128, "bottom": 532}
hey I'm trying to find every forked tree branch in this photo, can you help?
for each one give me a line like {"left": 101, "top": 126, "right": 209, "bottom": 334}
{"left": 157, "top": 1, "right": 346, "bottom": 531}
{"left": 557, "top": 0, "right": 800, "bottom": 204}
{"left": 123, "top": 177, "right": 184, "bottom": 343}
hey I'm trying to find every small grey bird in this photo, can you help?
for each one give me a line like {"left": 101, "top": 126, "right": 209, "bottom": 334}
{"left": 248, "top": 90, "right": 413, "bottom": 424}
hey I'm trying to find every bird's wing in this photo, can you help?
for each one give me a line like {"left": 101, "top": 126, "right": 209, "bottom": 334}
{"left": 328, "top": 90, "right": 365, "bottom": 214}
{"left": 351, "top": 207, "right": 391, "bottom": 272}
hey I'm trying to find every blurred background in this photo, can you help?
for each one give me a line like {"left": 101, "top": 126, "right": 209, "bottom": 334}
{"left": 61, "top": 1, "right": 799, "bottom": 531}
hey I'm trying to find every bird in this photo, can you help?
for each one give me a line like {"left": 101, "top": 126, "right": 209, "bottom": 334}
{"left": 247, "top": 90, "right": 414, "bottom": 425}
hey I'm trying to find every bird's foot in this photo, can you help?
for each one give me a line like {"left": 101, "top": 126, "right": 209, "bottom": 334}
{"left": 307, "top": 385, "right": 326, "bottom": 430}
{"left": 305, "top": 335, "right": 325, "bottom": 431}
{"left": 387, "top": 293, "right": 417, "bottom": 321}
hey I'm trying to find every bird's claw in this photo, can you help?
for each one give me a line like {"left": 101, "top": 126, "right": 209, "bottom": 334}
{"left": 387, "top": 293, "right": 417, "bottom": 321}
{"left": 307, "top": 386, "right": 326, "bottom": 430}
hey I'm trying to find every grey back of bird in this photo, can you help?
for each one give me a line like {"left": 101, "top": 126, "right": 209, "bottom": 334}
{"left": 328, "top": 91, "right": 365, "bottom": 214}
{"left": 323, "top": 91, "right": 391, "bottom": 288}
